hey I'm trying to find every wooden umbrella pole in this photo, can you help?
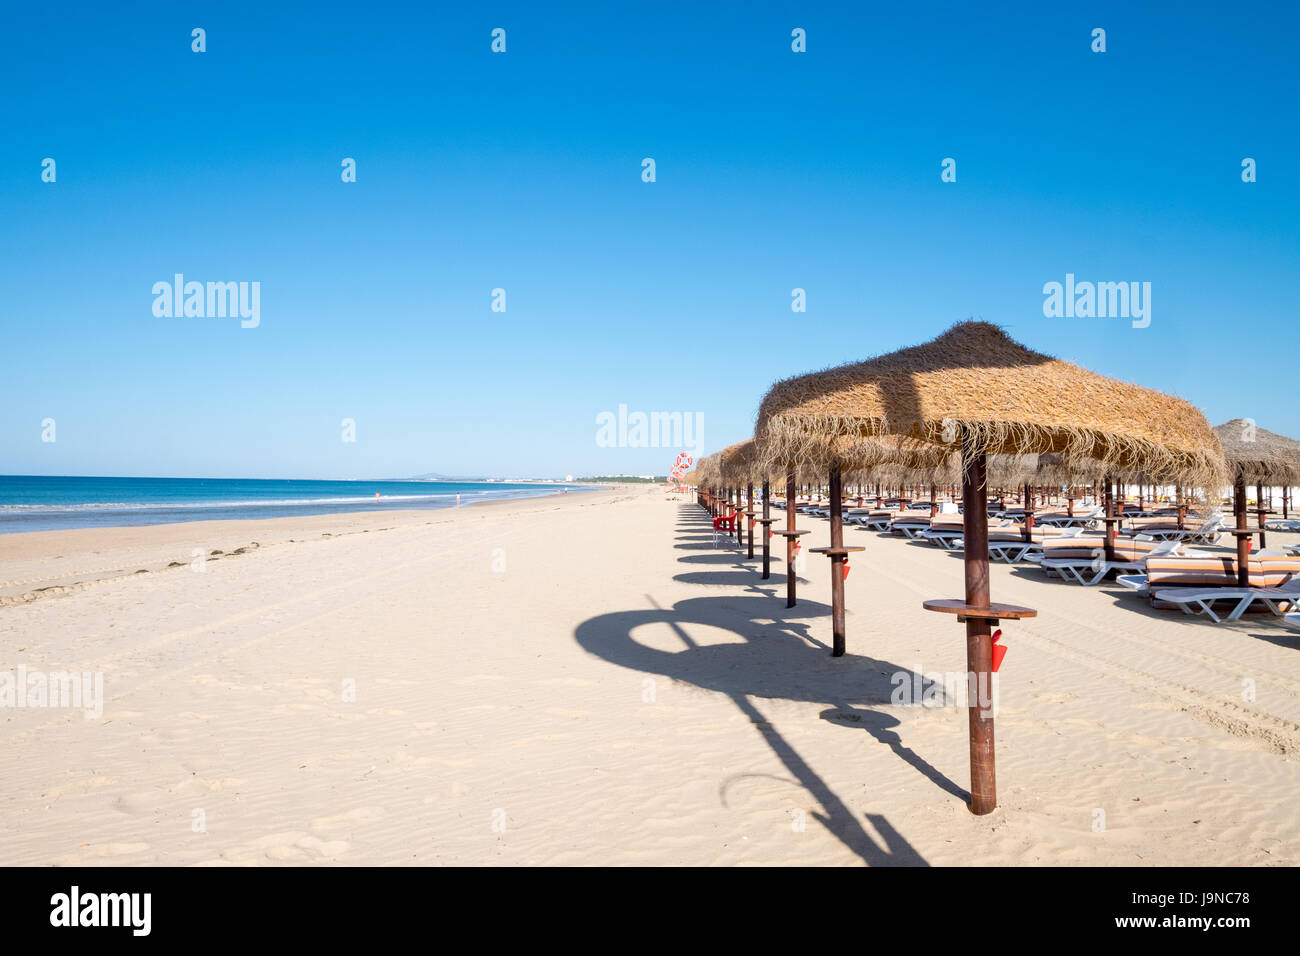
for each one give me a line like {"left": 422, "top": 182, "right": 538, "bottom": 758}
{"left": 761, "top": 479, "right": 772, "bottom": 579}
{"left": 734, "top": 487, "right": 743, "bottom": 544}
{"left": 1235, "top": 474, "right": 1250, "bottom": 587}
{"left": 1022, "top": 482, "right": 1035, "bottom": 543}
{"left": 746, "top": 482, "right": 755, "bottom": 559}
{"left": 786, "top": 472, "right": 798, "bottom": 608}
{"left": 962, "top": 439, "right": 996, "bottom": 815}
{"left": 1256, "top": 482, "right": 1267, "bottom": 549}
{"left": 1103, "top": 475, "right": 1117, "bottom": 563}
{"left": 829, "top": 463, "right": 846, "bottom": 657}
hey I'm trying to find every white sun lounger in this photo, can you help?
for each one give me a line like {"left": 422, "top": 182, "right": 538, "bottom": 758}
{"left": 924, "top": 528, "right": 964, "bottom": 549}
{"left": 1037, "top": 507, "right": 1104, "bottom": 528}
{"left": 1152, "top": 578, "right": 1300, "bottom": 623}
{"left": 1283, "top": 613, "right": 1300, "bottom": 632}
{"left": 1264, "top": 518, "right": 1300, "bottom": 532}
{"left": 1039, "top": 538, "right": 1193, "bottom": 587}
{"left": 989, "top": 539, "right": 1037, "bottom": 563}
{"left": 1124, "top": 516, "right": 1224, "bottom": 544}
{"left": 992, "top": 526, "right": 1086, "bottom": 564}
{"left": 891, "top": 519, "right": 931, "bottom": 540}
{"left": 1041, "top": 556, "right": 1144, "bottom": 586}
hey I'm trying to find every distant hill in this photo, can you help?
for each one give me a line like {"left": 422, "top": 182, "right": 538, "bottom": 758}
{"left": 409, "top": 472, "right": 484, "bottom": 481}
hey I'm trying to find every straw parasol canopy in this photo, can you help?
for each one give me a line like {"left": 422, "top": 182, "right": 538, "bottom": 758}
{"left": 1212, "top": 419, "right": 1300, "bottom": 487}
{"left": 756, "top": 321, "right": 1226, "bottom": 489}
{"left": 750, "top": 432, "right": 954, "bottom": 487}
{"left": 693, "top": 452, "right": 722, "bottom": 489}
{"left": 718, "top": 439, "right": 766, "bottom": 484}
{"left": 987, "top": 452, "right": 1120, "bottom": 489}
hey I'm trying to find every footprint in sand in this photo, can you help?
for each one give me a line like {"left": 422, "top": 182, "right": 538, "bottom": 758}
{"left": 55, "top": 842, "right": 151, "bottom": 865}
{"left": 1033, "top": 691, "right": 1079, "bottom": 704}
{"left": 44, "top": 775, "right": 116, "bottom": 799}
{"left": 308, "top": 806, "right": 385, "bottom": 832}
{"left": 167, "top": 777, "right": 243, "bottom": 795}
{"left": 216, "top": 832, "right": 352, "bottom": 864}
{"left": 114, "top": 792, "right": 164, "bottom": 816}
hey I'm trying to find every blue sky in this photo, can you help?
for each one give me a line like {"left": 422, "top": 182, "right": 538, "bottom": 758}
{"left": 2, "top": 1, "right": 1296, "bottom": 479}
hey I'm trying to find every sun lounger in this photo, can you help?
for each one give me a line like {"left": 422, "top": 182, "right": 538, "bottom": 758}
{"left": 986, "top": 524, "right": 1081, "bottom": 563}
{"left": 1153, "top": 578, "right": 1300, "bottom": 623}
{"left": 890, "top": 511, "right": 932, "bottom": 539}
{"left": 1041, "top": 555, "right": 1142, "bottom": 585}
{"left": 1117, "top": 516, "right": 1222, "bottom": 544}
{"left": 860, "top": 510, "right": 894, "bottom": 531}
{"left": 1105, "top": 542, "right": 1214, "bottom": 594}
{"left": 1036, "top": 536, "right": 1192, "bottom": 586}
{"left": 1140, "top": 553, "right": 1300, "bottom": 619}
{"left": 923, "top": 516, "right": 965, "bottom": 548}
{"left": 1283, "top": 613, "right": 1300, "bottom": 632}
{"left": 1036, "top": 506, "right": 1103, "bottom": 528}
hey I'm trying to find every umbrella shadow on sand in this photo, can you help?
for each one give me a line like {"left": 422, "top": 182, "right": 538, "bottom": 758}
{"left": 575, "top": 581, "right": 962, "bottom": 865}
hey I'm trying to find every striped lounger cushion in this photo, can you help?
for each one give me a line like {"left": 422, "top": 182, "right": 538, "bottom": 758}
{"left": 928, "top": 518, "right": 964, "bottom": 534}
{"left": 1146, "top": 556, "right": 1300, "bottom": 607}
{"left": 989, "top": 527, "right": 1069, "bottom": 546}
{"left": 891, "top": 511, "right": 932, "bottom": 526}
{"left": 1037, "top": 537, "right": 1104, "bottom": 561}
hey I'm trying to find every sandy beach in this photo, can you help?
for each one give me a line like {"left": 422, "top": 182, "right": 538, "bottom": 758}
{"left": 2, "top": 485, "right": 1298, "bottom": 866}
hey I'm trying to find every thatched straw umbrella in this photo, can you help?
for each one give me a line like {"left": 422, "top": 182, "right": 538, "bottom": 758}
{"left": 1213, "top": 420, "right": 1300, "bottom": 580}
{"left": 757, "top": 320, "right": 1225, "bottom": 815}
{"left": 693, "top": 452, "right": 722, "bottom": 516}
{"left": 720, "top": 439, "right": 765, "bottom": 559}
{"left": 710, "top": 444, "right": 744, "bottom": 546}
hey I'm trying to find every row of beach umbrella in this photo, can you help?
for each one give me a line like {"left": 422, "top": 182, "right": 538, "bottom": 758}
{"left": 681, "top": 320, "right": 1300, "bottom": 815}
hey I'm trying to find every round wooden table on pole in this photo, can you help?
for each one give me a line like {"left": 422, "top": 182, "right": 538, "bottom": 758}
{"left": 922, "top": 435, "right": 1036, "bottom": 816}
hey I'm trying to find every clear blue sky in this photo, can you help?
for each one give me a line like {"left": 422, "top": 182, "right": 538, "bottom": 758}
{"left": 2, "top": 1, "right": 1296, "bottom": 479}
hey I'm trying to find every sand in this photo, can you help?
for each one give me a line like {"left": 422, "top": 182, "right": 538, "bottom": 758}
{"left": 1, "top": 486, "right": 1298, "bottom": 866}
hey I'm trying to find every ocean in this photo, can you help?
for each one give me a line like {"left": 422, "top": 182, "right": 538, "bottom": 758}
{"left": 0, "top": 476, "right": 592, "bottom": 534}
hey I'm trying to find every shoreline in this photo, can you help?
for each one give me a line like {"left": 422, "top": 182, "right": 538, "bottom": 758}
{"left": 0, "top": 482, "right": 611, "bottom": 538}
{"left": 0, "top": 485, "right": 628, "bottom": 606}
